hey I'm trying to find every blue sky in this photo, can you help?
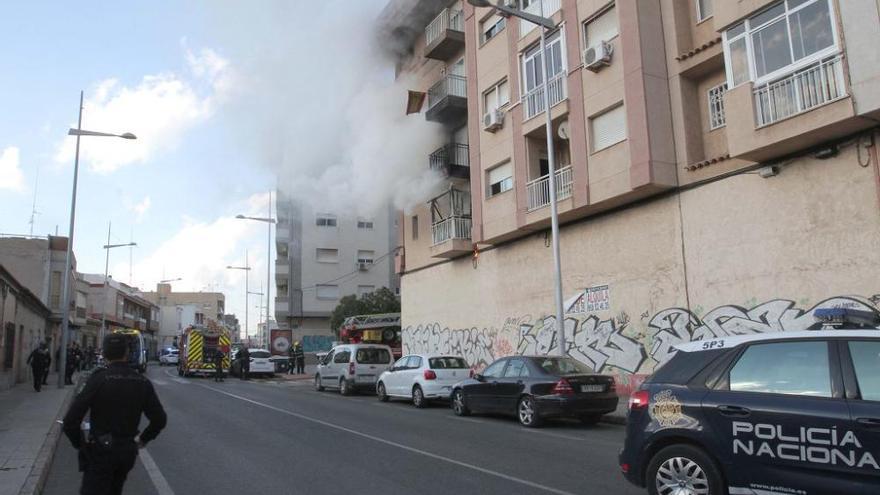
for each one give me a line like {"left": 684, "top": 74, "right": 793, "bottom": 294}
{"left": 0, "top": 0, "right": 389, "bottom": 336}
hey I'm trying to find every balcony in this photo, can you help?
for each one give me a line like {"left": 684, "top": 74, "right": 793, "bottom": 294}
{"left": 275, "top": 223, "right": 290, "bottom": 250}
{"left": 428, "top": 187, "right": 472, "bottom": 258}
{"left": 275, "top": 297, "right": 290, "bottom": 318}
{"left": 429, "top": 143, "right": 469, "bottom": 179}
{"left": 754, "top": 56, "right": 846, "bottom": 127}
{"left": 523, "top": 72, "right": 567, "bottom": 121}
{"left": 432, "top": 216, "right": 471, "bottom": 246}
{"left": 526, "top": 165, "right": 573, "bottom": 212}
{"left": 520, "top": 0, "right": 561, "bottom": 38}
{"left": 425, "top": 8, "right": 464, "bottom": 60}
{"left": 275, "top": 258, "right": 290, "bottom": 281}
{"left": 426, "top": 74, "right": 468, "bottom": 125}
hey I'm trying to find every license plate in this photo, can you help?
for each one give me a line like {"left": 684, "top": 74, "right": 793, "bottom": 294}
{"left": 581, "top": 384, "right": 605, "bottom": 393}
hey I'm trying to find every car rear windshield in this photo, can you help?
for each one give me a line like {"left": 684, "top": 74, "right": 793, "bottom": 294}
{"left": 429, "top": 357, "right": 468, "bottom": 369}
{"left": 250, "top": 351, "right": 271, "bottom": 358}
{"left": 529, "top": 357, "right": 594, "bottom": 376}
{"left": 356, "top": 348, "right": 391, "bottom": 364}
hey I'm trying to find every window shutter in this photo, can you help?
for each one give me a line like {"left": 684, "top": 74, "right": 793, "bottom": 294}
{"left": 591, "top": 104, "right": 627, "bottom": 151}
{"left": 585, "top": 7, "right": 618, "bottom": 47}
{"left": 488, "top": 162, "right": 513, "bottom": 185}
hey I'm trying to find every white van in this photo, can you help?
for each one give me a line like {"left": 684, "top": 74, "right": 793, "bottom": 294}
{"left": 314, "top": 344, "right": 394, "bottom": 395}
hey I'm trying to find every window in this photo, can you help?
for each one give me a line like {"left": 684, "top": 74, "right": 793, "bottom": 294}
{"left": 696, "top": 0, "right": 713, "bottom": 22}
{"left": 411, "top": 215, "right": 419, "bottom": 241}
{"left": 195, "top": 312, "right": 205, "bottom": 325}
{"left": 357, "top": 285, "right": 375, "bottom": 297}
{"left": 708, "top": 83, "right": 727, "bottom": 129}
{"left": 356, "top": 250, "right": 374, "bottom": 265}
{"left": 316, "top": 213, "right": 337, "bottom": 227}
{"left": 723, "top": 0, "right": 836, "bottom": 87}
{"left": 729, "top": 341, "right": 831, "bottom": 397}
{"left": 316, "top": 248, "right": 338, "bottom": 263}
{"left": 356, "top": 348, "right": 391, "bottom": 364}
{"left": 590, "top": 104, "right": 627, "bottom": 152}
{"left": 392, "top": 357, "right": 409, "bottom": 369}
{"left": 487, "top": 162, "right": 513, "bottom": 197}
{"left": 482, "top": 360, "right": 507, "bottom": 378}
{"left": 406, "top": 356, "right": 423, "bottom": 369}
{"left": 429, "top": 357, "right": 469, "bottom": 369}
{"left": 503, "top": 359, "right": 530, "bottom": 378}
{"left": 357, "top": 218, "right": 374, "bottom": 230}
{"left": 333, "top": 350, "right": 350, "bottom": 363}
{"left": 531, "top": 357, "right": 594, "bottom": 375}
{"left": 583, "top": 6, "right": 618, "bottom": 48}
{"left": 849, "top": 341, "right": 880, "bottom": 401}
{"left": 481, "top": 12, "right": 506, "bottom": 43}
{"left": 483, "top": 79, "right": 510, "bottom": 112}
{"left": 316, "top": 285, "right": 340, "bottom": 300}
{"left": 522, "top": 30, "right": 565, "bottom": 95}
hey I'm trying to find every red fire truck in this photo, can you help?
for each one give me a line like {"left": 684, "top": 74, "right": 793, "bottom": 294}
{"left": 339, "top": 313, "right": 402, "bottom": 358}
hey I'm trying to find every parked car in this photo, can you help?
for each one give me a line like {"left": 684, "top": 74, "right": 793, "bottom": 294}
{"left": 451, "top": 356, "right": 618, "bottom": 427}
{"left": 159, "top": 348, "right": 179, "bottom": 366}
{"left": 619, "top": 327, "right": 880, "bottom": 495}
{"left": 314, "top": 344, "right": 394, "bottom": 395}
{"left": 377, "top": 354, "right": 470, "bottom": 407}
{"left": 230, "top": 348, "right": 275, "bottom": 377}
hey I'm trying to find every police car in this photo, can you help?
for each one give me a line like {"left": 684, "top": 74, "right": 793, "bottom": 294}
{"left": 619, "top": 308, "right": 880, "bottom": 495}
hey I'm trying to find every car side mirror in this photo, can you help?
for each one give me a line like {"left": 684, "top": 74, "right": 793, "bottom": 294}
{"left": 388, "top": 367, "right": 397, "bottom": 373}
{"left": 473, "top": 373, "right": 484, "bottom": 381}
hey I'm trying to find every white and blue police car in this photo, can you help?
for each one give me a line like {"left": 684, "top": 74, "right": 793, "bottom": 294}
{"left": 619, "top": 308, "right": 880, "bottom": 495}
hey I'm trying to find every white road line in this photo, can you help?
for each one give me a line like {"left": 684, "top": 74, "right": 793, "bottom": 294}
{"left": 446, "top": 415, "right": 488, "bottom": 425}
{"left": 139, "top": 447, "right": 175, "bottom": 495}
{"left": 151, "top": 379, "right": 168, "bottom": 386}
{"left": 197, "top": 383, "right": 577, "bottom": 495}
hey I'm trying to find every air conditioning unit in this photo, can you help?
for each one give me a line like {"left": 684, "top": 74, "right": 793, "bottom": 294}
{"left": 482, "top": 109, "right": 504, "bottom": 132}
{"left": 357, "top": 262, "right": 370, "bottom": 271}
{"left": 584, "top": 41, "right": 613, "bottom": 72}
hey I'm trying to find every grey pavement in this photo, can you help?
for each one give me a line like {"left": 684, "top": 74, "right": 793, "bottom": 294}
{"left": 45, "top": 364, "right": 641, "bottom": 495}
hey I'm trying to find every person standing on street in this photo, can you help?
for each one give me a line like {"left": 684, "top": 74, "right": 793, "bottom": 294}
{"left": 294, "top": 342, "right": 305, "bottom": 374}
{"left": 238, "top": 347, "right": 250, "bottom": 381}
{"left": 63, "top": 333, "right": 167, "bottom": 495}
{"left": 26, "top": 342, "right": 49, "bottom": 392}
{"left": 65, "top": 344, "right": 77, "bottom": 385}
{"left": 213, "top": 350, "right": 225, "bottom": 382}
{"left": 42, "top": 344, "right": 52, "bottom": 385}
{"left": 287, "top": 344, "right": 296, "bottom": 375}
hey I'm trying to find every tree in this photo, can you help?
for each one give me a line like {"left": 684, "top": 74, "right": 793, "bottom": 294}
{"left": 329, "top": 287, "right": 401, "bottom": 335}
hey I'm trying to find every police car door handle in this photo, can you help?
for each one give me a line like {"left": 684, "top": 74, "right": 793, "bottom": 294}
{"left": 856, "top": 417, "right": 880, "bottom": 429}
{"left": 717, "top": 405, "right": 751, "bottom": 417}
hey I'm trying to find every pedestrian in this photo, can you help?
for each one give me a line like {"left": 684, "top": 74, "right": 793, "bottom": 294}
{"left": 43, "top": 345, "right": 52, "bottom": 385}
{"left": 62, "top": 333, "right": 167, "bottom": 495}
{"left": 213, "top": 350, "right": 225, "bottom": 382}
{"left": 294, "top": 342, "right": 305, "bottom": 374}
{"left": 238, "top": 347, "right": 250, "bottom": 381}
{"left": 65, "top": 345, "right": 76, "bottom": 385}
{"left": 287, "top": 344, "right": 296, "bottom": 375}
{"left": 26, "top": 342, "right": 49, "bottom": 392}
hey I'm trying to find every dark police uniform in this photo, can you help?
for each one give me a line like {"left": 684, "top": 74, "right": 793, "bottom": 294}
{"left": 26, "top": 345, "right": 49, "bottom": 392}
{"left": 213, "top": 350, "right": 225, "bottom": 382}
{"left": 62, "top": 336, "right": 167, "bottom": 495}
{"left": 294, "top": 344, "right": 305, "bottom": 374}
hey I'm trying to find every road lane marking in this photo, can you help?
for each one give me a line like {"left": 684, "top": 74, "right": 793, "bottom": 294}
{"left": 151, "top": 379, "right": 168, "bottom": 386}
{"left": 140, "top": 447, "right": 175, "bottom": 495}
{"left": 197, "top": 384, "right": 577, "bottom": 495}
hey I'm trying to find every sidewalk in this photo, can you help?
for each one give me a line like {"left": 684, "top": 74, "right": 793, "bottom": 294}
{"left": 272, "top": 364, "right": 317, "bottom": 381}
{"left": 0, "top": 373, "right": 76, "bottom": 495}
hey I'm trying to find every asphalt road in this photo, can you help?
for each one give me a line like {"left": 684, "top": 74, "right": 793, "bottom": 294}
{"left": 44, "top": 364, "right": 643, "bottom": 495}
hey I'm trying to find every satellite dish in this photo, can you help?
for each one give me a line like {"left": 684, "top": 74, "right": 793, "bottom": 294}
{"left": 558, "top": 120, "right": 570, "bottom": 140}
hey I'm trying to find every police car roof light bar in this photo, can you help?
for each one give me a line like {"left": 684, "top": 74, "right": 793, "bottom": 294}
{"left": 814, "top": 308, "right": 880, "bottom": 329}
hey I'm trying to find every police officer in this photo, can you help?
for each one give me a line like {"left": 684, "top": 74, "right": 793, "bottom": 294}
{"left": 63, "top": 333, "right": 167, "bottom": 495}
{"left": 26, "top": 342, "right": 49, "bottom": 392}
{"left": 238, "top": 347, "right": 250, "bottom": 381}
{"left": 213, "top": 350, "right": 225, "bottom": 382}
{"left": 294, "top": 342, "right": 305, "bottom": 374}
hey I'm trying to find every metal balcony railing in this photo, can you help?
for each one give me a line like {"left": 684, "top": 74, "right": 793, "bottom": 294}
{"left": 754, "top": 56, "right": 846, "bottom": 127}
{"left": 428, "top": 74, "right": 467, "bottom": 109}
{"left": 431, "top": 216, "right": 472, "bottom": 246}
{"left": 526, "top": 165, "right": 573, "bottom": 212}
{"left": 520, "top": 0, "right": 562, "bottom": 37}
{"left": 523, "top": 72, "right": 567, "bottom": 120}
{"left": 429, "top": 143, "right": 469, "bottom": 172}
{"left": 426, "top": 8, "right": 464, "bottom": 46}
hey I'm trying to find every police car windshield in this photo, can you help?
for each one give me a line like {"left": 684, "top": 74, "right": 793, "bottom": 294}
{"left": 529, "top": 357, "right": 594, "bottom": 376}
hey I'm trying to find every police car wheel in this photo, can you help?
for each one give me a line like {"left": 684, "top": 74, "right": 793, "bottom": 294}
{"left": 647, "top": 445, "right": 723, "bottom": 495}
{"left": 314, "top": 375, "right": 325, "bottom": 392}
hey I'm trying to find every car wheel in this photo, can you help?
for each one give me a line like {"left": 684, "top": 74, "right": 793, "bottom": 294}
{"left": 340, "top": 378, "right": 352, "bottom": 396}
{"left": 517, "top": 396, "right": 542, "bottom": 428}
{"left": 377, "top": 382, "right": 389, "bottom": 402}
{"left": 580, "top": 414, "right": 602, "bottom": 425}
{"left": 451, "top": 389, "right": 470, "bottom": 416}
{"left": 412, "top": 385, "right": 427, "bottom": 408}
{"left": 647, "top": 445, "right": 723, "bottom": 495}
{"left": 314, "top": 374, "right": 324, "bottom": 392}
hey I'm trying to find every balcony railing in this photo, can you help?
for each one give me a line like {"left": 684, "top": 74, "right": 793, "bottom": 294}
{"left": 428, "top": 74, "right": 467, "bottom": 109}
{"left": 526, "top": 165, "right": 573, "bottom": 212}
{"left": 432, "top": 216, "right": 472, "bottom": 246}
{"left": 754, "top": 56, "right": 846, "bottom": 127}
{"left": 523, "top": 72, "right": 567, "bottom": 120}
{"left": 520, "top": 0, "right": 562, "bottom": 38}
{"left": 429, "top": 143, "right": 469, "bottom": 178}
{"left": 426, "top": 8, "right": 464, "bottom": 47}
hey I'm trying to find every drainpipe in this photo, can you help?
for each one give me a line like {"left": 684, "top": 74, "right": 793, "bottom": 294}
{"left": 871, "top": 131, "right": 880, "bottom": 212}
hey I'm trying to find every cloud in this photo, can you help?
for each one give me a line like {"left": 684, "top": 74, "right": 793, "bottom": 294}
{"left": 0, "top": 146, "right": 25, "bottom": 192}
{"left": 131, "top": 196, "right": 152, "bottom": 222}
{"left": 53, "top": 46, "right": 234, "bottom": 174}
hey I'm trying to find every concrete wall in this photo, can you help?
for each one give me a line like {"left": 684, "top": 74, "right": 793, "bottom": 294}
{"left": 0, "top": 270, "right": 50, "bottom": 390}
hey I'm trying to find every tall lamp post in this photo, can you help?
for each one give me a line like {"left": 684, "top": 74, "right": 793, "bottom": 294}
{"left": 227, "top": 250, "right": 252, "bottom": 343}
{"left": 236, "top": 191, "right": 275, "bottom": 351}
{"left": 100, "top": 221, "right": 137, "bottom": 344}
{"left": 58, "top": 91, "right": 136, "bottom": 388}
{"left": 467, "top": 0, "right": 566, "bottom": 356}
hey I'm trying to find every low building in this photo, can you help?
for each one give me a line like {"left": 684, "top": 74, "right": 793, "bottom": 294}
{"left": 0, "top": 264, "right": 51, "bottom": 390}
{"left": 81, "top": 274, "right": 160, "bottom": 357}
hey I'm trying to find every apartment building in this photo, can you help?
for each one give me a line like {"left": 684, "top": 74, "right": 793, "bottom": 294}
{"left": 382, "top": 0, "right": 880, "bottom": 406}
{"left": 142, "top": 283, "right": 227, "bottom": 349}
{"left": 82, "top": 274, "right": 160, "bottom": 355}
{"left": 0, "top": 264, "right": 51, "bottom": 390}
{"left": 274, "top": 191, "right": 399, "bottom": 351}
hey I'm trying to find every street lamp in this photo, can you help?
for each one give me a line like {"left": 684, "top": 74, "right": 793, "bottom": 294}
{"left": 100, "top": 221, "right": 137, "bottom": 344}
{"left": 236, "top": 191, "right": 275, "bottom": 352}
{"left": 159, "top": 277, "right": 182, "bottom": 284}
{"left": 467, "top": 0, "right": 565, "bottom": 356}
{"left": 227, "top": 250, "right": 252, "bottom": 343}
{"left": 58, "top": 91, "right": 136, "bottom": 388}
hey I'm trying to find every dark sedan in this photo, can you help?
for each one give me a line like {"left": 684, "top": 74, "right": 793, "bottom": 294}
{"left": 450, "top": 356, "right": 618, "bottom": 427}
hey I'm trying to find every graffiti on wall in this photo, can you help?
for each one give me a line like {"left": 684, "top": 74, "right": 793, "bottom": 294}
{"left": 301, "top": 335, "right": 334, "bottom": 353}
{"left": 403, "top": 296, "right": 880, "bottom": 379}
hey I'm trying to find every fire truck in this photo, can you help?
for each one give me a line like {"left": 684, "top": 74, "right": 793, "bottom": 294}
{"left": 338, "top": 313, "right": 402, "bottom": 358}
{"left": 177, "top": 322, "right": 231, "bottom": 377}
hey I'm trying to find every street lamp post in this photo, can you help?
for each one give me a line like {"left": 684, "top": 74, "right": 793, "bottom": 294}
{"left": 100, "top": 220, "right": 137, "bottom": 344}
{"left": 227, "top": 250, "right": 252, "bottom": 344}
{"left": 236, "top": 192, "right": 275, "bottom": 352}
{"left": 467, "top": 0, "right": 566, "bottom": 356}
{"left": 58, "top": 90, "right": 136, "bottom": 388}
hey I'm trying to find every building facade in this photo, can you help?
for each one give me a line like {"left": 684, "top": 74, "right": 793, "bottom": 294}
{"left": 274, "top": 192, "right": 399, "bottom": 352}
{"left": 382, "top": 0, "right": 880, "bottom": 410}
{"left": 0, "top": 264, "right": 51, "bottom": 390}
{"left": 142, "top": 283, "right": 227, "bottom": 350}
{"left": 82, "top": 274, "right": 160, "bottom": 356}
